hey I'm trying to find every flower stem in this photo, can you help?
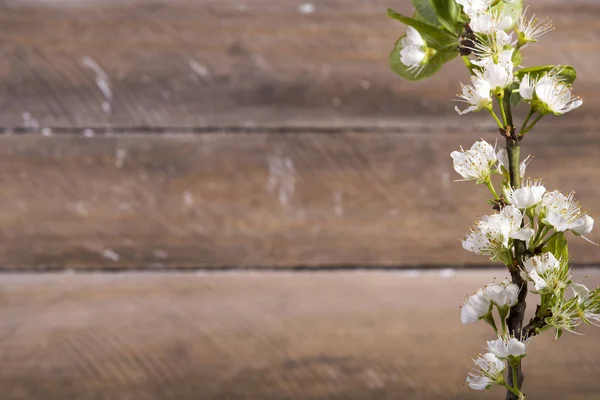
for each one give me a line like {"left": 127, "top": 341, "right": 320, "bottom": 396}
{"left": 486, "top": 179, "right": 500, "bottom": 200}
{"left": 532, "top": 225, "right": 549, "bottom": 248}
{"left": 503, "top": 383, "right": 520, "bottom": 396}
{"left": 519, "top": 108, "right": 535, "bottom": 137}
{"left": 499, "top": 96, "right": 509, "bottom": 126}
{"left": 522, "top": 114, "right": 544, "bottom": 136}
{"left": 489, "top": 109, "right": 504, "bottom": 129}
{"left": 512, "top": 363, "right": 520, "bottom": 393}
{"left": 536, "top": 231, "right": 560, "bottom": 251}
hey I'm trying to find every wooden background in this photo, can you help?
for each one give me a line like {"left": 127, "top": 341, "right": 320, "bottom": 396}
{"left": 1, "top": 0, "right": 600, "bottom": 398}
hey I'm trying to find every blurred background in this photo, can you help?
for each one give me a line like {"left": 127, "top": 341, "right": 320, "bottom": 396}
{"left": 1, "top": 0, "right": 600, "bottom": 399}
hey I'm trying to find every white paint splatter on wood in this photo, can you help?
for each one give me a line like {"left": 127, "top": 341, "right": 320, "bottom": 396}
{"left": 81, "top": 56, "right": 113, "bottom": 114}
{"left": 188, "top": 60, "right": 210, "bottom": 79}
{"left": 152, "top": 249, "right": 169, "bottom": 260}
{"left": 298, "top": 3, "right": 315, "bottom": 14}
{"left": 183, "top": 191, "right": 195, "bottom": 207}
{"left": 439, "top": 268, "right": 456, "bottom": 279}
{"left": 83, "top": 128, "right": 95, "bottom": 137}
{"left": 102, "top": 249, "right": 120, "bottom": 262}
{"left": 22, "top": 112, "right": 40, "bottom": 130}
{"left": 267, "top": 156, "right": 296, "bottom": 205}
{"left": 115, "top": 148, "right": 127, "bottom": 168}
{"left": 75, "top": 201, "right": 89, "bottom": 216}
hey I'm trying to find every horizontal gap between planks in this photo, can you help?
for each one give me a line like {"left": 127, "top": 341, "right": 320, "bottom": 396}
{"left": 2, "top": 124, "right": 599, "bottom": 136}
{"left": 0, "top": 263, "right": 599, "bottom": 274}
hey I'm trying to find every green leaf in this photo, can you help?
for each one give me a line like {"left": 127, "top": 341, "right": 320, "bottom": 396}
{"left": 510, "top": 91, "right": 522, "bottom": 106}
{"left": 411, "top": 0, "right": 439, "bottom": 26}
{"left": 430, "top": 0, "right": 460, "bottom": 34}
{"left": 515, "top": 65, "right": 577, "bottom": 85}
{"left": 387, "top": 9, "right": 456, "bottom": 49}
{"left": 491, "top": 0, "right": 523, "bottom": 30}
{"left": 545, "top": 232, "right": 569, "bottom": 261}
{"left": 389, "top": 36, "right": 458, "bottom": 81}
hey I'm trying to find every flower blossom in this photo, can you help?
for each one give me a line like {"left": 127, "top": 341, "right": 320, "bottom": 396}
{"left": 517, "top": 8, "right": 554, "bottom": 45}
{"left": 485, "top": 279, "right": 519, "bottom": 309}
{"left": 535, "top": 74, "right": 583, "bottom": 115}
{"left": 455, "top": 76, "right": 493, "bottom": 115}
{"left": 487, "top": 336, "right": 527, "bottom": 359}
{"left": 470, "top": 11, "right": 513, "bottom": 34}
{"left": 522, "top": 252, "right": 569, "bottom": 294}
{"left": 451, "top": 139, "right": 497, "bottom": 183}
{"left": 472, "top": 49, "right": 515, "bottom": 91}
{"left": 536, "top": 190, "right": 594, "bottom": 237}
{"left": 519, "top": 73, "right": 537, "bottom": 102}
{"left": 462, "top": 288, "right": 491, "bottom": 324}
{"left": 504, "top": 179, "right": 546, "bottom": 210}
{"left": 399, "top": 27, "right": 427, "bottom": 74}
{"left": 455, "top": 0, "right": 494, "bottom": 17}
{"left": 572, "top": 284, "right": 600, "bottom": 325}
{"left": 467, "top": 353, "right": 506, "bottom": 390}
{"left": 463, "top": 205, "right": 534, "bottom": 260}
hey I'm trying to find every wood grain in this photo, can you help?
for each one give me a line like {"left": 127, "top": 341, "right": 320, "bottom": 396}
{"left": 1, "top": 130, "right": 599, "bottom": 270}
{"left": 1, "top": 270, "right": 600, "bottom": 399}
{"left": 0, "top": 0, "right": 598, "bottom": 129}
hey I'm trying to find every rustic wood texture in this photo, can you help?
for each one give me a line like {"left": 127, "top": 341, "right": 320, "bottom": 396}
{"left": 0, "top": 0, "right": 598, "bottom": 129}
{"left": 1, "top": 270, "right": 600, "bottom": 400}
{"left": 2, "top": 131, "right": 599, "bottom": 270}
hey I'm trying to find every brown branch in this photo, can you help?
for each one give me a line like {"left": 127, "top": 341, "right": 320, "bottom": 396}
{"left": 505, "top": 137, "right": 527, "bottom": 400}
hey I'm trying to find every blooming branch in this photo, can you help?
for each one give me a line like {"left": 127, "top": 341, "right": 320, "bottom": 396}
{"left": 388, "top": 0, "right": 598, "bottom": 398}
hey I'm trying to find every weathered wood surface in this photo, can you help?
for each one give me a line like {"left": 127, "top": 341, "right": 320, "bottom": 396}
{"left": 0, "top": 0, "right": 599, "bottom": 129}
{"left": 1, "top": 270, "right": 599, "bottom": 399}
{"left": 1, "top": 131, "right": 599, "bottom": 270}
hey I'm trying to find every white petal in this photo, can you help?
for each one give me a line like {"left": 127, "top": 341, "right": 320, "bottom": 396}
{"left": 406, "top": 26, "right": 425, "bottom": 46}
{"left": 506, "top": 338, "right": 526, "bottom": 357}
{"left": 467, "top": 374, "right": 492, "bottom": 390}
{"left": 572, "top": 283, "right": 590, "bottom": 301}
{"left": 544, "top": 212, "right": 569, "bottom": 232}
{"left": 570, "top": 215, "right": 594, "bottom": 236}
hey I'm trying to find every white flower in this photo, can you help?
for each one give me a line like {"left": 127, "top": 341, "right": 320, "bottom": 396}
{"left": 497, "top": 148, "right": 530, "bottom": 178}
{"left": 517, "top": 8, "right": 554, "bottom": 44}
{"left": 467, "top": 353, "right": 506, "bottom": 391}
{"left": 504, "top": 179, "right": 546, "bottom": 210}
{"left": 450, "top": 139, "right": 497, "bottom": 182}
{"left": 535, "top": 74, "right": 583, "bottom": 115}
{"left": 472, "top": 49, "right": 514, "bottom": 91}
{"left": 546, "top": 298, "right": 582, "bottom": 338}
{"left": 522, "top": 252, "right": 569, "bottom": 294}
{"left": 519, "top": 73, "right": 536, "bottom": 101}
{"left": 470, "top": 11, "right": 513, "bottom": 34}
{"left": 399, "top": 27, "right": 427, "bottom": 73}
{"left": 463, "top": 206, "right": 534, "bottom": 259}
{"left": 471, "top": 30, "right": 515, "bottom": 60}
{"left": 455, "top": 76, "right": 493, "bottom": 115}
{"left": 537, "top": 190, "right": 592, "bottom": 236}
{"left": 461, "top": 289, "right": 491, "bottom": 324}
{"left": 485, "top": 279, "right": 519, "bottom": 308}
{"left": 487, "top": 337, "right": 527, "bottom": 359}
{"left": 572, "top": 284, "right": 600, "bottom": 325}
{"left": 456, "top": 0, "right": 493, "bottom": 16}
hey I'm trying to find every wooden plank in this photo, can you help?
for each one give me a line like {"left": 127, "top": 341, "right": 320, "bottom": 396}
{"left": 1, "top": 270, "right": 600, "bottom": 399}
{"left": 1, "top": 131, "right": 599, "bottom": 270}
{"left": 0, "top": 0, "right": 599, "bottom": 128}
